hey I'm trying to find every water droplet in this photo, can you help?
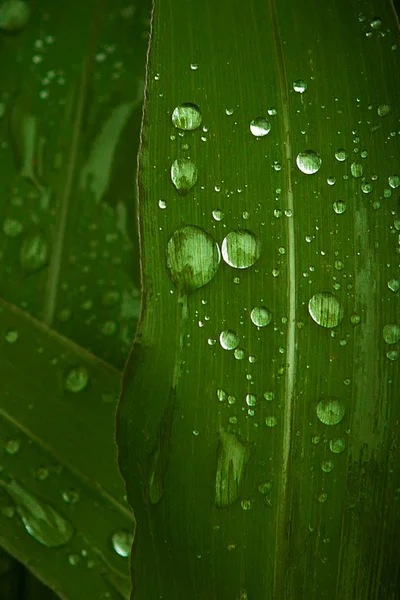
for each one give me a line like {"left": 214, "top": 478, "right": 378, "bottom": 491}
{"left": 215, "top": 429, "right": 252, "bottom": 508}
{"left": 68, "top": 554, "right": 80, "bottom": 566}
{"left": 249, "top": 117, "right": 271, "bottom": 137}
{"left": 0, "top": 0, "right": 30, "bottom": 32}
{"left": 190, "top": 62, "right": 198, "bottom": 70}
{"left": 321, "top": 459, "right": 334, "bottom": 473}
{"left": 217, "top": 389, "right": 227, "bottom": 402}
{"left": 308, "top": 292, "right": 344, "bottom": 328}
{"left": 0, "top": 479, "right": 74, "bottom": 548}
{"left": 241, "top": 499, "right": 252, "bottom": 510}
{"left": 335, "top": 148, "right": 348, "bottom": 162}
{"left": 62, "top": 489, "right": 80, "bottom": 504}
{"left": 388, "top": 279, "right": 399, "bottom": 292}
{"left": 221, "top": 229, "right": 261, "bottom": 269}
{"left": 166, "top": 225, "right": 220, "bottom": 293}
{"left": 265, "top": 416, "right": 277, "bottom": 427}
{"left": 329, "top": 437, "right": 346, "bottom": 454}
{"left": 158, "top": 199, "right": 167, "bottom": 209}
{"left": 388, "top": 174, "right": 400, "bottom": 189}
{"left": 225, "top": 107, "right": 234, "bottom": 116}
{"left": 20, "top": 233, "right": 49, "bottom": 273}
{"left": 234, "top": 348, "right": 245, "bottom": 360}
{"left": 111, "top": 530, "right": 134, "bottom": 557}
{"left": 316, "top": 396, "right": 345, "bottom": 425}
{"left": 350, "top": 162, "right": 363, "bottom": 178}
{"left": 212, "top": 209, "right": 224, "bottom": 221}
{"left": 5, "top": 439, "right": 21, "bottom": 454}
{"left": 32, "top": 466, "right": 50, "bottom": 481}
{"left": 333, "top": 200, "right": 346, "bottom": 214}
{"left": 296, "top": 150, "right": 322, "bottom": 174}
{"left": 370, "top": 16, "right": 382, "bottom": 29}
{"left": 250, "top": 306, "right": 272, "bottom": 327}
{"left": 171, "top": 103, "right": 202, "bottom": 131}
{"left": 65, "top": 366, "right": 89, "bottom": 393}
{"left": 263, "top": 390, "right": 275, "bottom": 401}
{"left": 5, "top": 329, "right": 19, "bottom": 343}
{"left": 386, "top": 350, "right": 398, "bottom": 361}
{"left": 350, "top": 313, "right": 361, "bottom": 325}
{"left": 377, "top": 104, "right": 391, "bottom": 117}
{"left": 293, "top": 79, "right": 307, "bottom": 93}
{"left": 245, "top": 394, "right": 256, "bottom": 407}
{"left": 3, "top": 218, "right": 23, "bottom": 237}
{"left": 219, "top": 330, "right": 240, "bottom": 350}
{"left": 171, "top": 158, "right": 198, "bottom": 195}
{"left": 383, "top": 324, "right": 400, "bottom": 344}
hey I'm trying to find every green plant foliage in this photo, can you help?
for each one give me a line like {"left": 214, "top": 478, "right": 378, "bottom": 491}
{"left": 117, "top": 0, "right": 400, "bottom": 598}
{"left": 0, "top": 298, "right": 134, "bottom": 599}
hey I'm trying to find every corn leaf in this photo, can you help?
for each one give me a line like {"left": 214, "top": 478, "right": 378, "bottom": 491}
{"left": 117, "top": 0, "right": 400, "bottom": 598}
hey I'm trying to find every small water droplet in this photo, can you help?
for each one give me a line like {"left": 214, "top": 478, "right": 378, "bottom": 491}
{"left": 190, "top": 62, "right": 198, "bottom": 70}
{"left": 249, "top": 117, "right": 271, "bottom": 137}
{"left": 263, "top": 391, "right": 275, "bottom": 401}
{"left": 65, "top": 366, "right": 89, "bottom": 393}
{"left": 329, "top": 437, "right": 346, "bottom": 454}
{"left": 334, "top": 148, "right": 348, "bottom": 162}
{"left": 171, "top": 158, "right": 198, "bottom": 195}
{"left": 212, "top": 209, "right": 224, "bottom": 221}
{"left": 317, "top": 397, "right": 345, "bottom": 425}
{"left": 219, "top": 330, "right": 240, "bottom": 350}
{"left": 308, "top": 293, "right": 344, "bottom": 328}
{"left": 245, "top": 394, "right": 256, "bottom": 406}
{"left": 250, "top": 306, "right": 272, "bottom": 327}
{"left": 32, "top": 466, "right": 50, "bottom": 481}
{"left": 383, "top": 324, "right": 400, "bottom": 344}
{"left": 333, "top": 200, "right": 346, "bottom": 214}
{"left": 293, "top": 79, "right": 307, "bottom": 93}
{"left": 296, "top": 150, "right": 322, "bottom": 174}
{"left": 388, "top": 279, "right": 399, "bottom": 293}
{"left": 388, "top": 174, "right": 400, "bottom": 189}
{"left": 0, "top": 479, "right": 75, "bottom": 548}
{"left": 20, "top": 233, "right": 49, "bottom": 273}
{"left": 111, "top": 530, "right": 134, "bottom": 557}
{"left": 62, "top": 489, "right": 80, "bottom": 504}
{"left": 166, "top": 225, "right": 220, "bottom": 293}
{"left": 5, "top": 439, "right": 21, "bottom": 454}
{"left": 5, "top": 329, "right": 19, "bottom": 343}
{"left": 377, "top": 104, "right": 391, "bottom": 117}
{"left": 171, "top": 103, "right": 202, "bottom": 131}
{"left": 221, "top": 230, "right": 261, "bottom": 269}
{"left": 350, "top": 162, "right": 363, "bottom": 178}
{"left": 158, "top": 199, "right": 167, "bottom": 209}
{"left": 3, "top": 218, "right": 23, "bottom": 237}
{"left": 234, "top": 348, "right": 245, "bottom": 360}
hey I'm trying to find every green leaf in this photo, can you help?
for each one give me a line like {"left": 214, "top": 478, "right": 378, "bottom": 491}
{"left": 0, "top": 0, "right": 148, "bottom": 371}
{"left": 117, "top": 0, "right": 400, "bottom": 598}
{"left": 0, "top": 298, "right": 134, "bottom": 599}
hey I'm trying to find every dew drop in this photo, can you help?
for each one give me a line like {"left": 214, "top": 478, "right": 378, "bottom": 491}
{"left": 377, "top": 104, "right": 391, "bottom": 117}
{"left": 212, "top": 209, "right": 224, "bottom": 221}
{"left": 166, "top": 225, "right": 220, "bottom": 293}
{"left": 65, "top": 366, "right": 89, "bottom": 393}
{"left": 171, "top": 158, "right": 198, "bottom": 195}
{"left": 0, "top": 0, "right": 30, "bottom": 32}
{"left": 383, "top": 324, "right": 400, "bottom": 344}
{"left": 3, "top": 218, "right": 23, "bottom": 237}
{"left": 221, "top": 229, "right": 261, "bottom": 269}
{"left": 245, "top": 394, "right": 256, "bottom": 407}
{"left": 293, "top": 79, "right": 307, "bottom": 93}
{"left": 249, "top": 117, "right": 271, "bottom": 137}
{"left": 350, "top": 162, "right": 363, "bottom": 178}
{"left": 388, "top": 174, "right": 400, "bottom": 189}
{"left": 171, "top": 103, "right": 202, "bottom": 131}
{"left": 308, "top": 292, "right": 344, "bottom": 328}
{"left": 219, "top": 330, "right": 240, "bottom": 350}
{"left": 0, "top": 479, "right": 75, "bottom": 548}
{"left": 329, "top": 437, "right": 346, "bottom": 454}
{"left": 5, "top": 329, "right": 19, "bottom": 343}
{"left": 316, "top": 396, "right": 345, "bottom": 425}
{"left": 20, "top": 233, "right": 49, "bottom": 273}
{"left": 5, "top": 439, "right": 21, "bottom": 454}
{"left": 296, "top": 150, "right": 322, "bottom": 174}
{"left": 111, "top": 530, "right": 134, "bottom": 558}
{"left": 61, "top": 489, "right": 80, "bottom": 504}
{"left": 250, "top": 306, "right": 272, "bottom": 327}
{"left": 333, "top": 200, "right": 346, "bottom": 214}
{"left": 334, "top": 149, "right": 348, "bottom": 162}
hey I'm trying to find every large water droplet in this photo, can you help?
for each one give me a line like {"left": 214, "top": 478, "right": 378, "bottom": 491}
{"left": 296, "top": 150, "right": 322, "bottom": 174}
{"left": 308, "top": 293, "right": 344, "bottom": 328}
{"left": 249, "top": 117, "right": 271, "bottom": 137}
{"left": 0, "top": 479, "right": 75, "bottom": 547}
{"left": 111, "top": 530, "right": 134, "bottom": 557}
{"left": 250, "top": 306, "right": 272, "bottom": 327}
{"left": 171, "top": 103, "right": 202, "bottom": 130}
{"left": 383, "top": 324, "right": 400, "bottom": 344}
{"left": 20, "top": 233, "right": 49, "bottom": 273}
{"left": 221, "top": 230, "right": 261, "bottom": 269}
{"left": 316, "top": 397, "right": 345, "bottom": 425}
{"left": 171, "top": 158, "right": 198, "bottom": 195}
{"left": 0, "top": 0, "right": 30, "bottom": 32}
{"left": 166, "top": 225, "right": 220, "bottom": 293}
{"left": 65, "top": 366, "right": 89, "bottom": 393}
{"left": 215, "top": 429, "right": 252, "bottom": 508}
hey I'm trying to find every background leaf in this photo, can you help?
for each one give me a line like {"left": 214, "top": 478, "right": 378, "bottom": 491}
{"left": 117, "top": 0, "right": 400, "bottom": 598}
